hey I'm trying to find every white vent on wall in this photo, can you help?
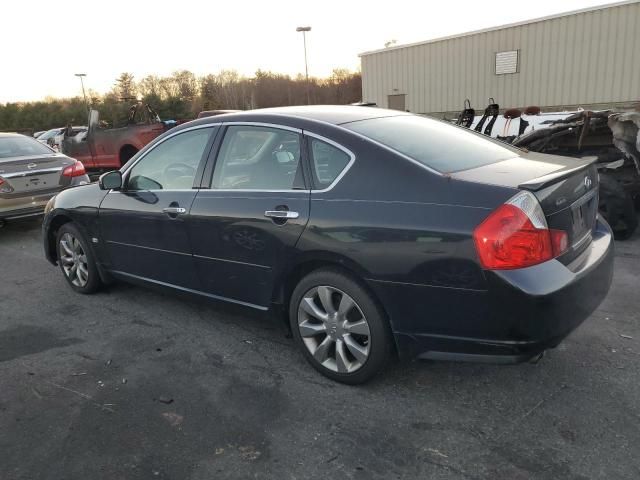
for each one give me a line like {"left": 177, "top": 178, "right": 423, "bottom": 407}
{"left": 495, "top": 50, "right": 519, "bottom": 75}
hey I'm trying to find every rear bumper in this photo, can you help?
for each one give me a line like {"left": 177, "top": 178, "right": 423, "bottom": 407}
{"left": 371, "top": 217, "right": 615, "bottom": 363}
{"left": 0, "top": 176, "right": 89, "bottom": 221}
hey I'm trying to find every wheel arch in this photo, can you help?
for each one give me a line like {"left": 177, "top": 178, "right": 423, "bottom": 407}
{"left": 45, "top": 213, "right": 74, "bottom": 264}
{"left": 273, "top": 252, "right": 398, "bottom": 355}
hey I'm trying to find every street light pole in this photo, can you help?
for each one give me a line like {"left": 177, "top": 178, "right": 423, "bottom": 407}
{"left": 296, "top": 26, "right": 311, "bottom": 105}
{"left": 74, "top": 74, "right": 89, "bottom": 113}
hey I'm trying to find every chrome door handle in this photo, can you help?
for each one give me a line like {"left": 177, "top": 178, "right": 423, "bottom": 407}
{"left": 163, "top": 207, "right": 186, "bottom": 214}
{"left": 264, "top": 210, "right": 299, "bottom": 219}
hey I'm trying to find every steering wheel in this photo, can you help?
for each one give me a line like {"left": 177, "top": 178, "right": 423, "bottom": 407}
{"left": 164, "top": 162, "right": 196, "bottom": 179}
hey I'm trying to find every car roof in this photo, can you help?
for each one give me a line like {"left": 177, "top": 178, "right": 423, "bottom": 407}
{"left": 0, "top": 132, "right": 22, "bottom": 138}
{"left": 195, "top": 105, "right": 410, "bottom": 127}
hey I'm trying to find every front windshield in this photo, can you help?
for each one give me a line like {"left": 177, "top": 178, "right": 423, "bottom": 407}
{"left": 37, "top": 129, "right": 62, "bottom": 141}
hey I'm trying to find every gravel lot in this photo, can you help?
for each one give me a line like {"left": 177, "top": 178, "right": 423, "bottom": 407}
{"left": 1, "top": 217, "right": 639, "bottom": 480}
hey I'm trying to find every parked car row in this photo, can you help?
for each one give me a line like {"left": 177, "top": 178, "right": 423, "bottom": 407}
{"left": 41, "top": 106, "right": 614, "bottom": 383}
{"left": 36, "top": 126, "right": 87, "bottom": 151}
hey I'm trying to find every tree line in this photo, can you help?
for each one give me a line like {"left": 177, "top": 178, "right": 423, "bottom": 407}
{"left": 0, "top": 69, "right": 362, "bottom": 133}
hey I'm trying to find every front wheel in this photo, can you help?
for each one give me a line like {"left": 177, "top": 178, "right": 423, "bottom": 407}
{"left": 56, "top": 223, "right": 102, "bottom": 294}
{"left": 289, "top": 269, "right": 392, "bottom": 384}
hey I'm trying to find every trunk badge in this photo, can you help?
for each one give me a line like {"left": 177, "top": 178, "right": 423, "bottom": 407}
{"left": 27, "top": 163, "right": 37, "bottom": 169}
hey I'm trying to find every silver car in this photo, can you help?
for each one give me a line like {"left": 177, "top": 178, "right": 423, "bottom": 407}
{"left": 0, "top": 133, "right": 89, "bottom": 226}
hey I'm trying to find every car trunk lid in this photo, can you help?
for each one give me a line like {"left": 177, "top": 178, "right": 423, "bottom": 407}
{"left": 0, "top": 154, "right": 75, "bottom": 197}
{"left": 452, "top": 152, "right": 599, "bottom": 265}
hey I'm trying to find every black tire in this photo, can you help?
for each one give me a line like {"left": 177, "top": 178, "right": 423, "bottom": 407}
{"left": 56, "top": 223, "right": 102, "bottom": 294}
{"left": 598, "top": 174, "right": 638, "bottom": 240}
{"left": 289, "top": 268, "right": 392, "bottom": 384}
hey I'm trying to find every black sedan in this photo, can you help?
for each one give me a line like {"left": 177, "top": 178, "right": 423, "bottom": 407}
{"left": 43, "top": 106, "right": 614, "bottom": 383}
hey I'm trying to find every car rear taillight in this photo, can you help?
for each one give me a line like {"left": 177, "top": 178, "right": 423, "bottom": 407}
{"left": 62, "top": 161, "right": 86, "bottom": 178}
{"left": 473, "top": 191, "right": 568, "bottom": 270}
{"left": 0, "top": 176, "right": 12, "bottom": 193}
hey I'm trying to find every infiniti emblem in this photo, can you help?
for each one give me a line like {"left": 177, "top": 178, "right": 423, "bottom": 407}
{"left": 584, "top": 176, "right": 592, "bottom": 189}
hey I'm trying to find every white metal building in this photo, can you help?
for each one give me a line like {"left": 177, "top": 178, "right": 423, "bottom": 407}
{"left": 360, "top": 1, "right": 640, "bottom": 117}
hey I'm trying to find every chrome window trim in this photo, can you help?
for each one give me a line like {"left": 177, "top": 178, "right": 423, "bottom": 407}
{"left": 336, "top": 123, "right": 444, "bottom": 177}
{"left": 221, "top": 121, "right": 302, "bottom": 133}
{"left": 304, "top": 131, "right": 356, "bottom": 193}
{"left": 121, "top": 123, "right": 221, "bottom": 177}
{"left": 207, "top": 122, "right": 306, "bottom": 192}
{"left": 297, "top": 115, "right": 445, "bottom": 177}
{"left": 195, "top": 189, "right": 310, "bottom": 194}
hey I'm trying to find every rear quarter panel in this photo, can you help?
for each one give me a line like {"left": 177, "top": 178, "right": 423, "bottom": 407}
{"left": 294, "top": 128, "right": 519, "bottom": 333}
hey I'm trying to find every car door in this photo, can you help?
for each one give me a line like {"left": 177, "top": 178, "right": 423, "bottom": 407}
{"left": 99, "top": 125, "right": 218, "bottom": 289}
{"left": 188, "top": 123, "right": 310, "bottom": 309}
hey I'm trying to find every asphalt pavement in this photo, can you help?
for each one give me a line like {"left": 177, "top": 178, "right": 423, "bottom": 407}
{"left": 1, "top": 217, "right": 639, "bottom": 479}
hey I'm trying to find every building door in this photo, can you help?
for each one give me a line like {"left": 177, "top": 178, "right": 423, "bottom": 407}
{"left": 388, "top": 94, "right": 406, "bottom": 111}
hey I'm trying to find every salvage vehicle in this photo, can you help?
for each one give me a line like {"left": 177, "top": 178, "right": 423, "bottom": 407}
{"left": 43, "top": 106, "right": 614, "bottom": 384}
{"left": 510, "top": 110, "right": 640, "bottom": 240}
{"left": 0, "top": 133, "right": 89, "bottom": 227}
{"left": 456, "top": 100, "right": 640, "bottom": 240}
{"left": 61, "top": 102, "right": 167, "bottom": 172}
{"left": 37, "top": 126, "right": 87, "bottom": 151}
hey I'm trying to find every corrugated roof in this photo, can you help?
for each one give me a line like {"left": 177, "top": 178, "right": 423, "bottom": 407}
{"left": 359, "top": 0, "right": 639, "bottom": 57}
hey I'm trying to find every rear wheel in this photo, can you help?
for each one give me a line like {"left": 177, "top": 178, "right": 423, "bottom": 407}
{"left": 289, "top": 269, "right": 392, "bottom": 384}
{"left": 56, "top": 223, "right": 102, "bottom": 294}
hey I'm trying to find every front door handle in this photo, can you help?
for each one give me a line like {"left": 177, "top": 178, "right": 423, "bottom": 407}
{"left": 163, "top": 207, "right": 186, "bottom": 215}
{"left": 264, "top": 210, "right": 299, "bottom": 219}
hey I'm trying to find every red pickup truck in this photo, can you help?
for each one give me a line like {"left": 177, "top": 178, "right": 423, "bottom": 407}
{"left": 62, "top": 103, "right": 169, "bottom": 171}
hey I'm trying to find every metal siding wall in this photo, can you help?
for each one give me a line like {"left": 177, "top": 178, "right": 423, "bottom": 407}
{"left": 360, "top": 2, "right": 640, "bottom": 113}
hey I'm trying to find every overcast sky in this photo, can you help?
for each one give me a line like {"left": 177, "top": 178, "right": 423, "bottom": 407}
{"left": 0, "top": 0, "right": 621, "bottom": 103}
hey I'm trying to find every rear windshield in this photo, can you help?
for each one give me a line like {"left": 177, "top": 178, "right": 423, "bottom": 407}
{"left": 343, "top": 115, "right": 520, "bottom": 173}
{"left": 0, "top": 136, "right": 55, "bottom": 159}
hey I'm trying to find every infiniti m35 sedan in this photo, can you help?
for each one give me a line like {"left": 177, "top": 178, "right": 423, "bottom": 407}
{"left": 43, "top": 106, "right": 614, "bottom": 383}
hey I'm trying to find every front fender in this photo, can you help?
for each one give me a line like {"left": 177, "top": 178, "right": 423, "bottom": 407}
{"left": 42, "top": 183, "right": 108, "bottom": 265}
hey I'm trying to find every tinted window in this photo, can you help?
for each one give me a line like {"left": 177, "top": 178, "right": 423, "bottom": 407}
{"left": 127, "top": 127, "right": 213, "bottom": 190}
{"left": 310, "top": 138, "right": 351, "bottom": 188}
{"left": 0, "top": 136, "right": 54, "bottom": 159}
{"left": 343, "top": 115, "right": 520, "bottom": 173}
{"left": 212, "top": 126, "right": 302, "bottom": 190}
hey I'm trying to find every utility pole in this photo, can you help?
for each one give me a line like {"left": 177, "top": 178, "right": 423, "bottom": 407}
{"left": 296, "top": 26, "right": 311, "bottom": 105}
{"left": 75, "top": 73, "right": 89, "bottom": 113}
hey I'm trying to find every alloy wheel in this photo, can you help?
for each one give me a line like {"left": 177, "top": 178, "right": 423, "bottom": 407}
{"left": 59, "top": 233, "right": 89, "bottom": 287}
{"left": 297, "top": 286, "right": 371, "bottom": 373}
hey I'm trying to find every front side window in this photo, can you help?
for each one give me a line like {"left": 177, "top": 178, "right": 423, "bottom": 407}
{"left": 127, "top": 127, "right": 214, "bottom": 190}
{"left": 309, "top": 138, "right": 351, "bottom": 188}
{"left": 212, "top": 126, "right": 302, "bottom": 190}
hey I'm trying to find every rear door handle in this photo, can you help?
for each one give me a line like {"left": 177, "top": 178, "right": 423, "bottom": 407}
{"left": 264, "top": 210, "right": 299, "bottom": 219}
{"left": 163, "top": 207, "right": 186, "bottom": 215}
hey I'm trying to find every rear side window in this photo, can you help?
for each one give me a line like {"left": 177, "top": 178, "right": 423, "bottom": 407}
{"left": 343, "top": 115, "right": 520, "bottom": 173}
{"left": 212, "top": 126, "right": 303, "bottom": 190}
{"left": 309, "top": 138, "right": 351, "bottom": 188}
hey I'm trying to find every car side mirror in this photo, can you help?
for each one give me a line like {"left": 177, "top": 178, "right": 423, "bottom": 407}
{"left": 99, "top": 170, "right": 122, "bottom": 190}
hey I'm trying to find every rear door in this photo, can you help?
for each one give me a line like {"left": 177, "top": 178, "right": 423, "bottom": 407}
{"left": 188, "top": 123, "right": 310, "bottom": 309}
{"left": 99, "top": 125, "right": 218, "bottom": 289}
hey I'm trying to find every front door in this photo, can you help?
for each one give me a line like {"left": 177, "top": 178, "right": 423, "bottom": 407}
{"left": 99, "top": 126, "right": 218, "bottom": 289}
{"left": 188, "top": 124, "right": 310, "bottom": 308}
